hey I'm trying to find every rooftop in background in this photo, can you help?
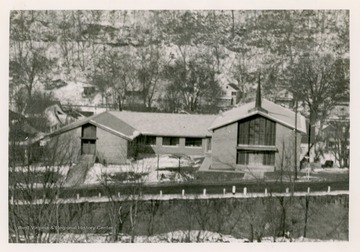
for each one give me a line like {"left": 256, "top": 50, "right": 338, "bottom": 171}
{"left": 226, "top": 83, "right": 240, "bottom": 91}
{"left": 327, "top": 103, "right": 349, "bottom": 121}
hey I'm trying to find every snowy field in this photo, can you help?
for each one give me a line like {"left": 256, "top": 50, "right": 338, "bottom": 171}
{"left": 10, "top": 157, "right": 349, "bottom": 187}
{"left": 85, "top": 154, "right": 202, "bottom": 185}
{"left": 19, "top": 230, "right": 341, "bottom": 243}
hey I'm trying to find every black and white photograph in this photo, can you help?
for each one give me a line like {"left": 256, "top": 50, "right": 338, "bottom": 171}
{"left": 3, "top": 0, "right": 357, "bottom": 247}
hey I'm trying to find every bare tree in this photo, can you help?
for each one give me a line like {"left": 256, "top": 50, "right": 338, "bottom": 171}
{"left": 324, "top": 120, "right": 349, "bottom": 168}
{"left": 287, "top": 54, "right": 349, "bottom": 158}
{"left": 163, "top": 52, "right": 223, "bottom": 113}
{"left": 96, "top": 148, "right": 150, "bottom": 242}
{"left": 10, "top": 11, "right": 56, "bottom": 113}
{"left": 9, "top": 133, "right": 75, "bottom": 242}
{"left": 136, "top": 45, "right": 165, "bottom": 109}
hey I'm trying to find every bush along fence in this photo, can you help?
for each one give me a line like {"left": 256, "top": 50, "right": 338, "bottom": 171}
{"left": 9, "top": 185, "right": 348, "bottom": 205}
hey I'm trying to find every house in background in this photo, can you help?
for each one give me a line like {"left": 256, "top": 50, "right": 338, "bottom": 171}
{"left": 44, "top": 103, "right": 76, "bottom": 132}
{"left": 82, "top": 83, "right": 97, "bottom": 98}
{"left": 274, "top": 89, "right": 294, "bottom": 109}
{"left": 22, "top": 96, "right": 76, "bottom": 133}
{"left": 45, "top": 79, "right": 68, "bottom": 91}
{"left": 218, "top": 83, "right": 242, "bottom": 108}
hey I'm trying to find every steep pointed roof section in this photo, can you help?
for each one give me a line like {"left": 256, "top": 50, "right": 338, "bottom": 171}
{"left": 255, "top": 77, "right": 262, "bottom": 109}
{"left": 209, "top": 99, "right": 306, "bottom": 133}
{"left": 248, "top": 74, "right": 268, "bottom": 114}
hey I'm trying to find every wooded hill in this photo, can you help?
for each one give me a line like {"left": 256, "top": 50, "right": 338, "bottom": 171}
{"left": 9, "top": 10, "right": 349, "bottom": 120}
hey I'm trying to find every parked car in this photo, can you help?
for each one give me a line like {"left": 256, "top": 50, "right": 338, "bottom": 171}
{"left": 322, "top": 160, "right": 334, "bottom": 168}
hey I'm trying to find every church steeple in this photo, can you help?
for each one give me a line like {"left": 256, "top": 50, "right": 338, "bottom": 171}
{"left": 249, "top": 72, "right": 268, "bottom": 113}
{"left": 255, "top": 73, "right": 262, "bottom": 109}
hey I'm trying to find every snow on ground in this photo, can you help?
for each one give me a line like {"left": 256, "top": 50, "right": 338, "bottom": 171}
{"left": 50, "top": 81, "right": 103, "bottom": 106}
{"left": 84, "top": 155, "right": 198, "bottom": 185}
{"left": 298, "top": 167, "right": 349, "bottom": 175}
{"left": 38, "top": 230, "right": 339, "bottom": 243}
{"left": 314, "top": 167, "right": 349, "bottom": 173}
{"left": 136, "top": 155, "right": 196, "bottom": 169}
{"left": 12, "top": 165, "right": 70, "bottom": 176}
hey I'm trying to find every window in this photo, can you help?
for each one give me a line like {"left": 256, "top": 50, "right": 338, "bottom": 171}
{"left": 231, "top": 91, "right": 237, "bottom": 96}
{"left": 238, "top": 116, "right": 276, "bottom": 146}
{"left": 263, "top": 151, "right": 275, "bottom": 165}
{"left": 185, "top": 138, "right": 202, "bottom": 147}
{"left": 84, "top": 86, "right": 95, "bottom": 96}
{"left": 237, "top": 150, "right": 275, "bottom": 166}
{"left": 237, "top": 150, "right": 249, "bottom": 165}
{"left": 139, "top": 135, "right": 156, "bottom": 145}
{"left": 162, "top": 137, "right": 179, "bottom": 146}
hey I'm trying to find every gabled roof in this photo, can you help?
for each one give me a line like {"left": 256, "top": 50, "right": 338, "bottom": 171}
{"left": 90, "top": 112, "right": 140, "bottom": 139}
{"left": 44, "top": 111, "right": 140, "bottom": 140}
{"left": 209, "top": 99, "right": 307, "bottom": 133}
{"left": 227, "top": 83, "right": 240, "bottom": 91}
{"left": 42, "top": 109, "right": 217, "bottom": 141}
{"left": 109, "top": 111, "right": 217, "bottom": 137}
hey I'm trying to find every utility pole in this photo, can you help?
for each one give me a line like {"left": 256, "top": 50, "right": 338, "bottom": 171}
{"left": 308, "top": 110, "right": 311, "bottom": 161}
{"left": 294, "top": 100, "right": 298, "bottom": 180}
{"left": 157, "top": 154, "right": 159, "bottom": 180}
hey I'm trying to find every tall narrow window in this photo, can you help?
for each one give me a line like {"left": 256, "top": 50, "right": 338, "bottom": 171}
{"left": 237, "top": 150, "right": 275, "bottom": 166}
{"left": 237, "top": 151, "right": 249, "bottom": 165}
{"left": 263, "top": 151, "right": 275, "bottom": 165}
{"left": 238, "top": 116, "right": 276, "bottom": 146}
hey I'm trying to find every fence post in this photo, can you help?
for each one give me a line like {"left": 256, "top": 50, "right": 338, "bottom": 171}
{"left": 223, "top": 188, "right": 226, "bottom": 195}
{"left": 328, "top": 186, "right": 331, "bottom": 193}
{"left": 118, "top": 192, "right": 121, "bottom": 198}
{"left": 203, "top": 189, "right": 206, "bottom": 196}
{"left": 10, "top": 196, "right": 14, "bottom": 204}
{"left": 286, "top": 188, "right": 289, "bottom": 193}
{"left": 98, "top": 193, "right": 101, "bottom": 198}
{"left": 160, "top": 190, "right": 163, "bottom": 197}
{"left": 307, "top": 187, "right": 310, "bottom": 194}
{"left": 182, "top": 189, "right": 185, "bottom": 197}
{"left": 265, "top": 188, "right": 268, "bottom": 196}
{"left": 243, "top": 187, "right": 247, "bottom": 196}
{"left": 232, "top": 186, "right": 236, "bottom": 195}
{"left": 76, "top": 193, "right": 80, "bottom": 200}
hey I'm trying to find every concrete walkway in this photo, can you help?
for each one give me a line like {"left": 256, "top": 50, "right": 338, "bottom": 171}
{"left": 64, "top": 155, "right": 95, "bottom": 187}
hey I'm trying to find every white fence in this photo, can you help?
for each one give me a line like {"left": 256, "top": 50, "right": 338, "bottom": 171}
{"left": 10, "top": 186, "right": 349, "bottom": 205}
